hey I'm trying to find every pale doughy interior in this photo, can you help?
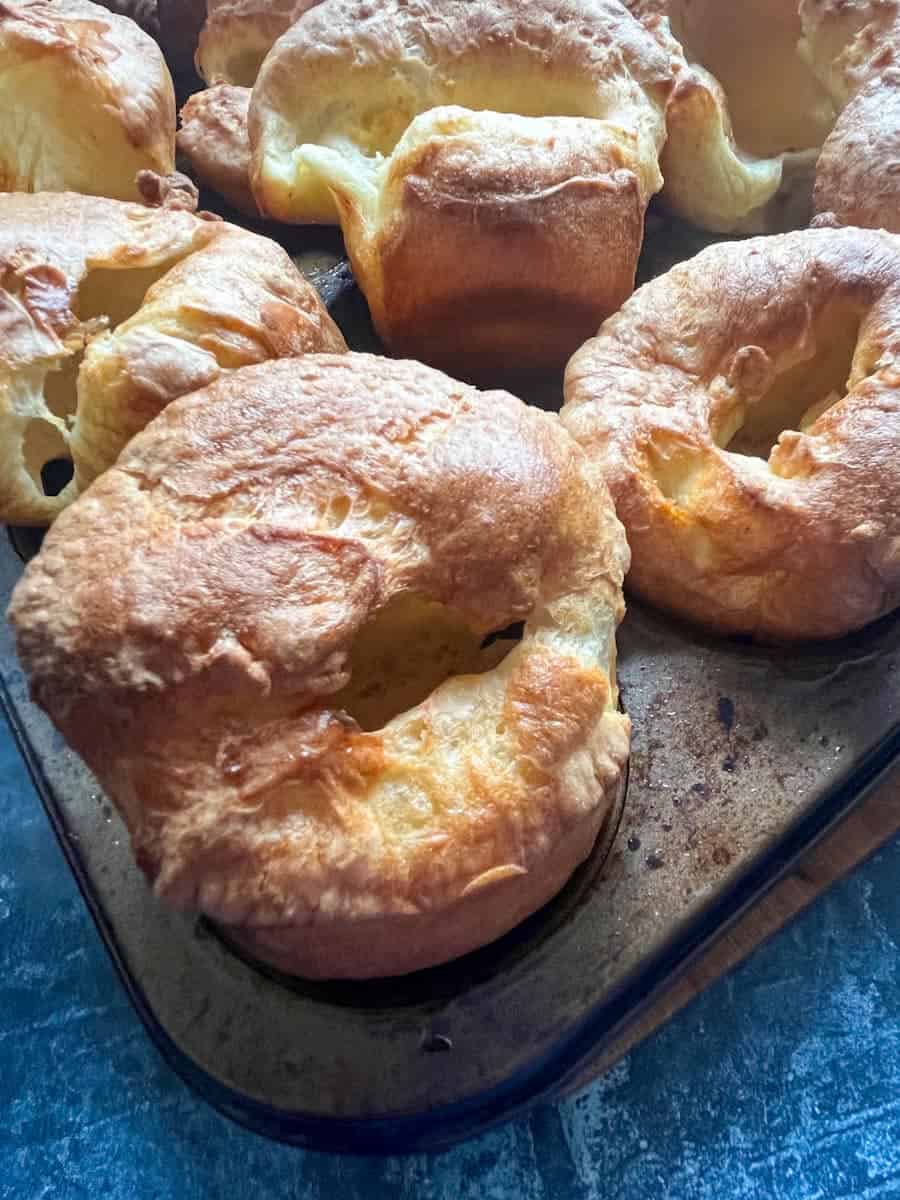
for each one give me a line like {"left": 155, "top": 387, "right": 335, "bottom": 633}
{"left": 657, "top": 0, "right": 838, "bottom": 232}
{"left": 269, "top": 77, "right": 624, "bottom": 224}
{"left": 669, "top": 0, "right": 835, "bottom": 157}
{"left": 719, "top": 302, "right": 864, "bottom": 461}
{"left": 1, "top": 74, "right": 160, "bottom": 198}
{"left": 331, "top": 592, "right": 516, "bottom": 731}
{"left": 15, "top": 257, "right": 188, "bottom": 501}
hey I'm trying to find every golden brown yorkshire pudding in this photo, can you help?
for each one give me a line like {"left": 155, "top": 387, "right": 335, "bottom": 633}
{"left": 798, "top": 0, "right": 900, "bottom": 107}
{"left": 177, "top": 2, "right": 318, "bottom": 213}
{"left": 628, "top": 0, "right": 900, "bottom": 235}
{"left": 178, "top": 85, "right": 257, "bottom": 215}
{"left": 9, "top": 354, "right": 631, "bottom": 979}
{"left": 627, "top": 0, "right": 837, "bottom": 233}
{"left": 0, "top": 188, "right": 344, "bottom": 526}
{"left": 196, "top": 0, "right": 314, "bottom": 86}
{"left": 813, "top": 71, "right": 900, "bottom": 233}
{"left": 249, "top": 0, "right": 671, "bottom": 374}
{"left": 800, "top": 0, "right": 900, "bottom": 232}
{"left": 562, "top": 227, "right": 900, "bottom": 642}
{"left": 0, "top": 0, "right": 177, "bottom": 200}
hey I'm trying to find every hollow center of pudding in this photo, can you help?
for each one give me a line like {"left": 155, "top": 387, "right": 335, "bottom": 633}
{"left": 669, "top": 0, "right": 836, "bottom": 156}
{"left": 25, "top": 261, "right": 180, "bottom": 498}
{"left": 21, "top": 418, "right": 70, "bottom": 496}
{"left": 214, "top": 46, "right": 269, "bottom": 88}
{"left": 331, "top": 593, "right": 521, "bottom": 732}
{"left": 76, "top": 263, "right": 175, "bottom": 333}
{"left": 722, "top": 303, "right": 862, "bottom": 460}
{"left": 303, "top": 64, "right": 617, "bottom": 172}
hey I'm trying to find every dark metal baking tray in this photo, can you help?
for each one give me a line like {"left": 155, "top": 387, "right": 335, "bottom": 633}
{"left": 2, "top": 207, "right": 899, "bottom": 1155}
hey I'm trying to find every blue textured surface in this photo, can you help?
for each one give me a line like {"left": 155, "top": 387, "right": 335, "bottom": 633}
{"left": 2, "top": 718, "right": 899, "bottom": 1199}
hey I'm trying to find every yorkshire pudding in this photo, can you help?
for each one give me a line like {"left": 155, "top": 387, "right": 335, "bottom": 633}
{"left": 0, "top": 0, "right": 176, "bottom": 200}
{"left": 562, "top": 227, "right": 900, "bottom": 641}
{"left": 177, "top": 2, "right": 317, "bottom": 213}
{"left": 801, "top": 0, "right": 900, "bottom": 233}
{"left": 178, "top": 85, "right": 258, "bottom": 215}
{"left": 0, "top": 188, "right": 344, "bottom": 526}
{"left": 629, "top": 0, "right": 900, "bottom": 235}
{"left": 196, "top": 0, "right": 312, "bottom": 86}
{"left": 813, "top": 71, "right": 900, "bottom": 234}
{"left": 629, "top": 0, "right": 836, "bottom": 233}
{"left": 249, "top": 0, "right": 672, "bottom": 373}
{"left": 9, "top": 354, "right": 631, "bottom": 979}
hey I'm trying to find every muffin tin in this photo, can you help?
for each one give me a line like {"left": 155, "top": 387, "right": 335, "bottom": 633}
{"left": 2, "top": 209, "right": 898, "bottom": 1154}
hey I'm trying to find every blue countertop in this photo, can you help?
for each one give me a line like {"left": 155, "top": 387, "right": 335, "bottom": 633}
{"left": 2, "top": 717, "right": 898, "bottom": 1200}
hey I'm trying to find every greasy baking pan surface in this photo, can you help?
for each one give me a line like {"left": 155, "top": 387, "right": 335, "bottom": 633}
{"left": 2, "top": 212, "right": 898, "bottom": 1154}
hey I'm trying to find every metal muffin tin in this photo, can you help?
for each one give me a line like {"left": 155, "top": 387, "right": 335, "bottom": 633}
{"left": 2, "top": 203, "right": 898, "bottom": 1154}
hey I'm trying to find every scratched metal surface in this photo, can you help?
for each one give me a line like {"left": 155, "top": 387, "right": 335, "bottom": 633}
{"left": 4, "top": 717, "right": 899, "bottom": 1197}
{"left": 2, "top": 206, "right": 899, "bottom": 1151}
{"left": 2, "top": 534, "right": 898, "bottom": 1151}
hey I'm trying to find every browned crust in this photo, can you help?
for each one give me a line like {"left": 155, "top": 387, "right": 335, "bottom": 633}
{"left": 800, "top": 0, "right": 900, "bottom": 103}
{"left": 178, "top": 1, "right": 321, "bottom": 210}
{"left": 222, "top": 795, "right": 615, "bottom": 978}
{"left": 136, "top": 168, "right": 200, "bottom": 211}
{"left": 0, "top": 189, "right": 344, "bottom": 524}
{"left": 177, "top": 85, "right": 257, "bottom": 215}
{"left": 800, "top": 1, "right": 900, "bottom": 229}
{"left": 69, "top": 222, "right": 346, "bottom": 489}
{"left": 9, "top": 354, "right": 631, "bottom": 978}
{"left": 0, "top": 0, "right": 176, "bottom": 199}
{"left": 92, "top": 0, "right": 208, "bottom": 81}
{"left": 620, "top": 0, "right": 673, "bottom": 54}
{"left": 180, "top": 0, "right": 322, "bottom": 213}
{"left": 562, "top": 227, "right": 900, "bottom": 641}
{"left": 258, "top": 0, "right": 674, "bottom": 93}
{"left": 815, "top": 70, "right": 900, "bottom": 233}
{"left": 0, "top": 191, "right": 215, "bottom": 371}
{"left": 622, "top": 0, "right": 666, "bottom": 16}
{"left": 342, "top": 110, "right": 649, "bottom": 375}
{"left": 249, "top": 0, "right": 674, "bottom": 173}
{"left": 250, "top": 0, "right": 670, "bottom": 371}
